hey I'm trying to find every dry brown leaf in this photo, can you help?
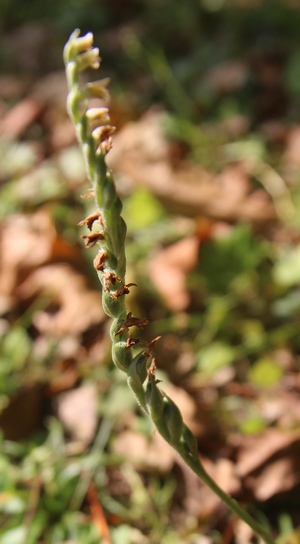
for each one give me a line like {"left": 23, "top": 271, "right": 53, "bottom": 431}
{"left": 237, "top": 429, "right": 300, "bottom": 477}
{"left": 0, "top": 96, "right": 44, "bottom": 138}
{"left": 108, "top": 109, "right": 276, "bottom": 225}
{"left": 148, "top": 236, "right": 199, "bottom": 311}
{"left": 259, "top": 390, "right": 300, "bottom": 427}
{"left": 0, "top": 210, "right": 91, "bottom": 332}
{"left": 246, "top": 456, "right": 298, "bottom": 501}
{"left": 56, "top": 384, "right": 98, "bottom": 445}
{"left": 18, "top": 263, "right": 105, "bottom": 335}
{"left": 112, "top": 429, "right": 176, "bottom": 472}
{"left": 0, "top": 210, "right": 56, "bottom": 302}
{"left": 236, "top": 429, "right": 300, "bottom": 500}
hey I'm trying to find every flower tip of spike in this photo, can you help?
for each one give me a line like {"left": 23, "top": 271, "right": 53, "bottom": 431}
{"left": 74, "top": 32, "right": 94, "bottom": 53}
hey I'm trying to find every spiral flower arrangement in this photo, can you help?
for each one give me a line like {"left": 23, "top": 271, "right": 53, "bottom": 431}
{"left": 64, "top": 30, "right": 275, "bottom": 544}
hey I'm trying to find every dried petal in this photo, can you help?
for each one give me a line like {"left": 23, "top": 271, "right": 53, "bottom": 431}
{"left": 92, "top": 125, "right": 116, "bottom": 142}
{"left": 93, "top": 251, "right": 109, "bottom": 271}
{"left": 78, "top": 211, "right": 102, "bottom": 231}
{"left": 81, "top": 232, "right": 104, "bottom": 248}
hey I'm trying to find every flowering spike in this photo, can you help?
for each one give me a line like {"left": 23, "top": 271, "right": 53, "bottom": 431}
{"left": 64, "top": 30, "right": 276, "bottom": 544}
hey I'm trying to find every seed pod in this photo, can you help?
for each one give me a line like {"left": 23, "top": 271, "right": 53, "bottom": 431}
{"left": 145, "top": 376, "right": 171, "bottom": 441}
{"left": 112, "top": 341, "right": 132, "bottom": 372}
{"left": 102, "top": 291, "right": 124, "bottom": 319}
{"left": 163, "top": 394, "right": 183, "bottom": 445}
{"left": 181, "top": 424, "right": 198, "bottom": 458}
{"left": 127, "top": 351, "right": 148, "bottom": 412}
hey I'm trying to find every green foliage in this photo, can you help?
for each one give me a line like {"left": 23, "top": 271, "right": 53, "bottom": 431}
{"left": 273, "top": 246, "right": 300, "bottom": 287}
{"left": 200, "top": 225, "right": 263, "bottom": 294}
{"left": 196, "top": 341, "right": 236, "bottom": 375}
{"left": 124, "top": 188, "right": 166, "bottom": 231}
{"left": 249, "top": 357, "right": 283, "bottom": 388}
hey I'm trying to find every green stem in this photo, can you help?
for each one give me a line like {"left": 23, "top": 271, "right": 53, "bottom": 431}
{"left": 177, "top": 446, "right": 275, "bottom": 544}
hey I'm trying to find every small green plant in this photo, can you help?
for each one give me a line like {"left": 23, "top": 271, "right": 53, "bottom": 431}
{"left": 64, "top": 29, "right": 276, "bottom": 544}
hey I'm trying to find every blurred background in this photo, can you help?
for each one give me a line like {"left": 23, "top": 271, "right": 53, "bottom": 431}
{"left": 1, "top": 0, "right": 300, "bottom": 542}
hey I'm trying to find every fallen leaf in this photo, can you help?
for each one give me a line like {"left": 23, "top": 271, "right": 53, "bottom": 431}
{"left": 246, "top": 456, "right": 298, "bottom": 501}
{"left": 0, "top": 96, "right": 44, "bottom": 138}
{"left": 148, "top": 235, "right": 199, "bottom": 311}
{"left": 0, "top": 210, "right": 55, "bottom": 301}
{"left": 237, "top": 429, "right": 300, "bottom": 477}
{"left": 236, "top": 429, "right": 300, "bottom": 500}
{"left": 18, "top": 263, "right": 105, "bottom": 335}
{"left": 108, "top": 110, "right": 276, "bottom": 225}
{"left": 112, "top": 429, "right": 176, "bottom": 473}
{"left": 56, "top": 384, "right": 98, "bottom": 445}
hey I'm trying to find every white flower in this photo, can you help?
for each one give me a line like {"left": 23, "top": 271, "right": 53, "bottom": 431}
{"left": 77, "top": 48, "right": 100, "bottom": 71}
{"left": 74, "top": 32, "right": 94, "bottom": 53}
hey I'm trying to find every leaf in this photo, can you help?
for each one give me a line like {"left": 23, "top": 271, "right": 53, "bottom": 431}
{"left": 239, "top": 415, "right": 267, "bottom": 435}
{"left": 1, "top": 327, "right": 31, "bottom": 371}
{"left": 200, "top": 225, "right": 262, "bottom": 294}
{"left": 249, "top": 357, "right": 283, "bottom": 388}
{"left": 124, "top": 187, "right": 166, "bottom": 230}
{"left": 196, "top": 341, "right": 236, "bottom": 375}
{"left": 0, "top": 493, "right": 25, "bottom": 515}
{"left": 148, "top": 235, "right": 199, "bottom": 311}
{"left": 0, "top": 526, "right": 26, "bottom": 544}
{"left": 273, "top": 246, "right": 300, "bottom": 287}
{"left": 56, "top": 384, "right": 98, "bottom": 445}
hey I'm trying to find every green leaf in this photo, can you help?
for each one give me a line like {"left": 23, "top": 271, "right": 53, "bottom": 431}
{"left": 249, "top": 357, "right": 283, "bottom": 388}
{"left": 0, "top": 327, "right": 31, "bottom": 371}
{"left": 196, "top": 341, "right": 236, "bottom": 374}
{"left": 0, "top": 494, "right": 26, "bottom": 515}
{"left": 200, "top": 225, "right": 263, "bottom": 294}
{"left": 123, "top": 188, "right": 166, "bottom": 231}
{"left": 239, "top": 415, "right": 266, "bottom": 435}
{"left": 274, "top": 246, "right": 300, "bottom": 287}
{"left": 111, "top": 524, "right": 133, "bottom": 544}
{"left": 0, "top": 526, "right": 26, "bottom": 544}
{"left": 272, "top": 291, "right": 300, "bottom": 318}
